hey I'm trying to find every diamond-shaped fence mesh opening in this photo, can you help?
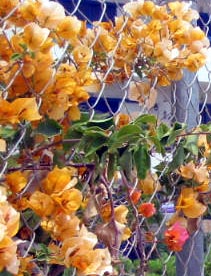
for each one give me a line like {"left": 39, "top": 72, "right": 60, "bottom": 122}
{"left": 1, "top": 1, "right": 211, "bottom": 276}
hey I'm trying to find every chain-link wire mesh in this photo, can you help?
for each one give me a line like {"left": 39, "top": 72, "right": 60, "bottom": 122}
{"left": 1, "top": 0, "right": 211, "bottom": 276}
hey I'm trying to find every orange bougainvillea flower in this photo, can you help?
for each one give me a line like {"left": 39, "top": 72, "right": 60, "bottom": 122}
{"left": 184, "top": 53, "right": 206, "bottom": 72}
{"left": 37, "top": 1, "right": 65, "bottom": 29}
{"left": 129, "top": 188, "right": 142, "bottom": 205}
{"left": 23, "top": 23, "right": 50, "bottom": 51}
{"left": 5, "top": 171, "right": 28, "bottom": 193}
{"left": 28, "top": 191, "right": 55, "bottom": 217}
{"left": 42, "top": 166, "right": 77, "bottom": 195}
{"left": 52, "top": 188, "right": 82, "bottom": 214}
{"left": 0, "top": 98, "right": 41, "bottom": 124}
{"left": 138, "top": 171, "right": 161, "bottom": 195}
{"left": 0, "top": 203, "right": 20, "bottom": 238}
{"left": 166, "top": 212, "right": 187, "bottom": 229}
{"left": 179, "top": 161, "right": 209, "bottom": 184}
{"left": 0, "top": 0, "right": 18, "bottom": 17}
{"left": 176, "top": 187, "right": 207, "bottom": 218}
{"left": 42, "top": 213, "right": 81, "bottom": 241}
{"left": 0, "top": 237, "right": 20, "bottom": 274}
{"left": 164, "top": 222, "right": 189, "bottom": 252}
{"left": 56, "top": 16, "right": 82, "bottom": 40}
{"left": 138, "top": 202, "right": 156, "bottom": 218}
{"left": 115, "top": 113, "right": 130, "bottom": 129}
{"left": 0, "top": 139, "right": 6, "bottom": 152}
{"left": 72, "top": 45, "right": 93, "bottom": 65}
{"left": 123, "top": 0, "right": 144, "bottom": 18}
{"left": 100, "top": 202, "right": 112, "bottom": 222}
{"left": 128, "top": 81, "right": 157, "bottom": 109}
{"left": 114, "top": 205, "right": 128, "bottom": 224}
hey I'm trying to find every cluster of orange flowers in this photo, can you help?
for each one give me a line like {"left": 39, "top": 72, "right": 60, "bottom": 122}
{"left": 4, "top": 167, "right": 113, "bottom": 275}
{"left": 176, "top": 160, "right": 209, "bottom": 218}
{"left": 0, "top": 0, "right": 210, "bottom": 273}
{"left": 0, "top": 0, "right": 99, "bottom": 123}
{"left": 0, "top": 0, "right": 209, "bottom": 122}
{"left": 0, "top": 187, "right": 20, "bottom": 274}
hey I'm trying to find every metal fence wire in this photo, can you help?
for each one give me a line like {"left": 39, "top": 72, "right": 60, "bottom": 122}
{"left": 1, "top": 0, "right": 211, "bottom": 276}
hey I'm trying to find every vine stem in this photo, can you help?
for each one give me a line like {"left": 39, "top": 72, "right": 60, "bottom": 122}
{"left": 120, "top": 171, "right": 147, "bottom": 276}
{"left": 100, "top": 170, "right": 121, "bottom": 260}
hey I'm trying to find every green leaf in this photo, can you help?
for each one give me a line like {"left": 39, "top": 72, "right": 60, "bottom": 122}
{"left": 206, "top": 134, "right": 211, "bottom": 145}
{"left": 133, "top": 145, "right": 150, "bottom": 179}
{"left": 169, "top": 145, "right": 185, "bottom": 171}
{"left": 87, "top": 116, "right": 114, "bottom": 130}
{"left": 62, "top": 268, "right": 76, "bottom": 276}
{"left": 34, "top": 243, "right": 51, "bottom": 262}
{"left": 36, "top": 118, "right": 62, "bottom": 137}
{"left": 0, "top": 271, "right": 13, "bottom": 276}
{"left": 0, "top": 127, "right": 16, "bottom": 139}
{"left": 134, "top": 114, "right": 157, "bottom": 125}
{"left": 156, "top": 123, "right": 170, "bottom": 140}
{"left": 85, "top": 135, "right": 108, "bottom": 157}
{"left": 119, "top": 147, "right": 133, "bottom": 180}
{"left": 109, "top": 125, "right": 141, "bottom": 150}
{"left": 10, "top": 52, "right": 23, "bottom": 61}
{"left": 167, "top": 122, "right": 186, "bottom": 145}
{"left": 19, "top": 43, "right": 27, "bottom": 51}
{"left": 84, "top": 126, "right": 107, "bottom": 137}
{"left": 148, "top": 135, "right": 163, "bottom": 154}
{"left": 184, "top": 134, "right": 198, "bottom": 155}
{"left": 22, "top": 209, "right": 40, "bottom": 229}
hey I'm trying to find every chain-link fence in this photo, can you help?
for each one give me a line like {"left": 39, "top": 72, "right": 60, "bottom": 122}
{"left": 1, "top": 0, "right": 211, "bottom": 276}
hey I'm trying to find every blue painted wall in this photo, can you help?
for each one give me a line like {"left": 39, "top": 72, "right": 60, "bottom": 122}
{"left": 58, "top": 0, "right": 117, "bottom": 22}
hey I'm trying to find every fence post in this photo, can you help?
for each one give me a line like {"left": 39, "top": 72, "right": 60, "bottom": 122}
{"left": 160, "top": 0, "right": 205, "bottom": 274}
{"left": 174, "top": 71, "right": 204, "bottom": 276}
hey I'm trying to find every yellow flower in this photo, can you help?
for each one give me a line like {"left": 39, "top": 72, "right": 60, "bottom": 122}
{"left": 5, "top": 171, "right": 27, "bottom": 193}
{"left": 72, "top": 45, "right": 92, "bottom": 65}
{"left": 52, "top": 188, "right": 82, "bottom": 214}
{"left": 184, "top": 53, "right": 206, "bottom": 72}
{"left": 115, "top": 113, "right": 130, "bottom": 129}
{"left": 0, "top": 139, "right": 6, "bottom": 152}
{"left": 50, "top": 214, "right": 80, "bottom": 241}
{"left": 179, "top": 161, "right": 209, "bottom": 184}
{"left": 154, "top": 39, "right": 179, "bottom": 64}
{"left": 0, "top": 98, "right": 41, "bottom": 124}
{"left": 123, "top": 0, "right": 144, "bottom": 18}
{"left": 0, "top": 0, "right": 18, "bottom": 17}
{"left": 23, "top": 23, "right": 50, "bottom": 51}
{"left": 37, "top": 1, "right": 65, "bottom": 29}
{"left": 122, "top": 227, "right": 132, "bottom": 241}
{"left": 168, "top": 1, "right": 199, "bottom": 21}
{"left": 0, "top": 202, "right": 20, "bottom": 238}
{"left": 128, "top": 81, "right": 157, "bottom": 109}
{"left": 56, "top": 16, "right": 82, "bottom": 40}
{"left": 114, "top": 205, "right": 128, "bottom": 224}
{"left": 189, "top": 27, "right": 206, "bottom": 42}
{"left": 176, "top": 187, "right": 206, "bottom": 218}
{"left": 166, "top": 211, "right": 187, "bottom": 228}
{"left": 138, "top": 171, "right": 161, "bottom": 195}
{"left": 141, "top": 1, "right": 155, "bottom": 16}
{"left": 68, "top": 106, "right": 81, "bottom": 121}
{"left": 28, "top": 191, "right": 55, "bottom": 217}
{"left": 94, "top": 29, "right": 116, "bottom": 53}
{"left": 20, "top": 0, "right": 40, "bottom": 22}
{"left": 0, "top": 237, "right": 20, "bottom": 274}
{"left": 42, "top": 166, "right": 77, "bottom": 195}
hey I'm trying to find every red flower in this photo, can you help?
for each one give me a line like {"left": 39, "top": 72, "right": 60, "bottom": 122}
{"left": 164, "top": 222, "right": 189, "bottom": 251}
{"left": 138, "top": 202, "right": 156, "bottom": 218}
{"left": 129, "top": 188, "right": 142, "bottom": 205}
